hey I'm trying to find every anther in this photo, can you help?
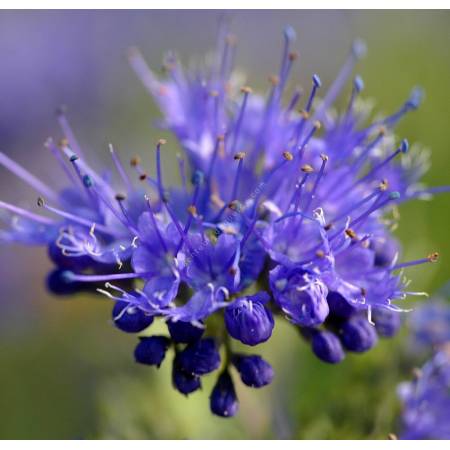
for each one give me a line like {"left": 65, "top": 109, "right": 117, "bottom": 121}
{"left": 187, "top": 205, "right": 197, "bottom": 217}
{"left": 314, "top": 121, "right": 322, "bottom": 130}
{"left": 268, "top": 74, "right": 280, "bottom": 86}
{"left": 301, "top": 164, "right": 314, "bottom": 173}
{"left": 353, "top": 75, "right": 364, "bottom": 93}
{"left": 400, "top": 138, "right": 409, "bottom": 153}
{"left": 37, "top": 197, "right": 45, "bottom": 207}
{"left": 378, "top": 126, "right": 387, "bottom": 136}
{"left": 240, "top": 86, "right": 252, "bottom": 94}
{"left": 288, "top": 51, "right": 299, "bottom": 61}
{"left": 115, "top": 193, "right": 127, "bottom": 202}
{"left": 300, "top": 110, "right": 310, "bottom": 120}
{"left": 412, "top": 368, "right": 423, "bottom": 380}
{"left": 228, "top": 200, "right": 242, "bottom": 211}
{"left": 139, "top": 173, "right": 147, "bottom": 181}
{"left": 379, "top": 180, "right": 389, "bottom": 191}
{"left": 428, "top": 252, "right": 439, "bottom": 263}
{"left": 58, "top": 138, "right": 69, "bottom": 149}
{"left": 320, "top": 153, "right": 328, "bottom": 162}
{"left": 158, "top": 138, "right": 167, "bottom": 146}
{"left": 82, "top": 175, "right": 93, "bottom": 188}
{"left": 217, "top": 134, "right": 225, "bottom": 142}
{"left": 345, "top": 228, "right": 358, "bottom": 239}
{"left": 69, "top": 155, "right": 79, "bottom": 162}
{"left": 283, "top": 25, "right": 296, "bottom": 42}
{"left": 324, "top": 223, "right": 333, "bottom": 231}
{"left": 234, "top": 152, "right": 246, "bottom": 161}
{"left": 387, "top": 434, "right": 398, "bottom": 441}
{"left": 389, "top": 191, "right": 401, "bottom": 200}
{"left": 210, "top": 90, "right": 219, "bottom": 97}
{"left": 315, "top": 250, "right": 325, "bottom": 258}
{"left": 283, "top": 151, "right": 294, "bottom": 161}
{"left": 312, "top": 74, "right": 322, "bottom": 88}
{"left": 130, "top": 156, "right": 141, "bottom": 167}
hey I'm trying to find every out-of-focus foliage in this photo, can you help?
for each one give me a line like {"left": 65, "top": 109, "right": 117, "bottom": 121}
{"left": 0, "top": 10, "right": 448, "bottom": 439}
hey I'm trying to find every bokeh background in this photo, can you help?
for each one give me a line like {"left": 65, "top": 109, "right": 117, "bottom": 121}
{"left": 0, "top": 10, "right": 449, "bottom": 439}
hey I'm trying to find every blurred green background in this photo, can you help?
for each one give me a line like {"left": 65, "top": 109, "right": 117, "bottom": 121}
{"left": 0, "top": 10, "right": 449, "bottom": 439}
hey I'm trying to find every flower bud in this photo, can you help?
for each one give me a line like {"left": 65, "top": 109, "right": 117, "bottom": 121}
{"left": 172, "top": 355, "right": 202, "bottom": 395}
{"left": 327, "top": 291, "right": 355, "bottom": 319}
{"left": 134, "top": 336, "right": 170, "bottom": 367}
{"left": 372, "top": 308, "right": 402, "bottom": 337}
{"left": 112, "top": 300, "right": 154, "bottom": 333}
{"left": 210, "top": 371, "right": 239, "bottom": 418}
{"left": 340, "top": 316, "right": 378, "bottom": 352}
{"left": 311, "top": 330, "right": 345, "bottom": 363}
{"left": 167, "top": 319, "right": 204, "bottom": 343}
{"left": 232, "top": 354, "right": 274, "bottom": 388}
{"left": 224, "top": 292, "right": 274, "bottom": 346}
{"left": 178, "top": 338, "right": 221, "bottom": 375}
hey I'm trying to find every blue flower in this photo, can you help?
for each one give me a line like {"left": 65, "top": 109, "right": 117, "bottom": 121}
{"left": 224, "top": 292, "right": 274, "bottom": 346}
{"left": 398, "top": 351, "right": 450, "bottom": 439}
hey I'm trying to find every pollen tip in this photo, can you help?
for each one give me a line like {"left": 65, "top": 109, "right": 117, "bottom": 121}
{"left": 400, "top": 139, "right": 409, "bottom": 153}
{"left": 228, "top": 200, "right": 242, "bottom": 211}
{"left": 389, "top": 191, "right": 400, "bottom": 200}
{"left": 217, "top": 134, "right": 225, "bottom": 142}
{"left": 300, "top": 110, "right": 310, "bottom": 120}
{"left": 315, "top": 250, "right": 325, "bottom": 258}
{"left": 301, "top": 164, "right": 314, "bottom": 173}
{"left": 288, "top": 51, "right": 299, "bottom": 61}
{"left": 353, "top": 75, "right": 364, "bottom": 93}
{"left": 191, "top": 170, "right": 204, "bottom": 186}
{"left": 158, "top": 138, "right": 167, "bottom": 146}
{"left": 428, "top": 252, "right": 439, "bottom": 263}
{"left": 234, "top": 152, "right": 246, "bottom": 161}
{"left": 268, "top": 74, "right": 280, "bottom": 86}
{"left": 115, "top": 193, "right": 127, "bottom": 202}
{"left": 313, "top": 120, "right": 321, "bottom": 130}
{"left": 210, "top": 90, "right": 219, "bottom": 97}
{"left": 320, "top": 153, "right": 328, "bottom": 162}
{"left": 379, "top": 180, "right": 389, "bottom": 191}
{"left": 283, "top": 25, "right": 296, "bottom": 42}
{"left": 139, "top": 173, "right": 147, "bottom": 181}
{"left": 283, "top": 151, "right": 294, "bottom": 161}
{"left": 387, "top": 434, "right": 398, "bottom": 441}
{"left": 55, "top": 104, "right": 67, "bottom": 117}
{"left": 130, "top": 156, "right": 141, "bottom": 167}
{"left": 351, "top": 38, "right": 367, "bottom": 59}
{"left": 378, "top": 125, "right": 387, "bottom": 136}
{"left": 187, "top": 205, "right": 197, "bottom": 217}
{"left": 240, "top": 86, "right": 252, "bottom": 94}
{"left": 412, "top": 367, "right": 422, "bottom": 380}
{"left": 69, "top": 154, "right": 79, "bottom": 162}
{"left": 58, "top": 138, "right": 69, "bottom": 149}
{"left": 312, "top": 74, "right": 322, "bottom": 88}
{"left": 83, "top": 175, "right": 93, "bottom": 188}
{"left": 37, "top": 197, "right": 45, "bottom": 207}
{"left": 345, "top": 228, "right": 357, "bottom": 239}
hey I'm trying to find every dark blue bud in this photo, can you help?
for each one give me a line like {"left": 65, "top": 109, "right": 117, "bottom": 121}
{"left": 172, "top": 354, "right": 202, "bottom": 395}
{"left": 191, "top": 170, "right": 204, "bottom": 186}
{"left": 312, "top": 74, "right": 322, "bottom": 88}
{"left": 311, "top": 330, "right": 345, "bottom": 364}
{"left": 112, "top": 300, "right": 154, "bottom": 333}
{"left": 372, "top": 308, "right": 402, "bottom": 338}
{"left": 178, "top": 338, "right": 221, "bottom": 376}
{"left": 340, "top": 316, "right": 378, "bottom": 352}
{"left": 82, "top": 175, "right": 93, "bottom": 188}
{"left": 232, "top": 354, "right": 274, "bottom": 388}
{"left": 224, "top": 293, "right": 274, "bottom": 346}
{"left": 134, "top": 336, "right": 170, "bottom": 367}
{"left": 353, "top": 75, "right": 364, "bottom": 93}
{"left": 46, "top": 269, "right": 86, "bottom": 296}
{"left": 167, "top": 319, "right": 204, "bottom": 344}
{"left": 327, "top": 291, "right": 356, "bottom": 319}
{"left": 210, "top": 371, "right": 239, "bottom": 418}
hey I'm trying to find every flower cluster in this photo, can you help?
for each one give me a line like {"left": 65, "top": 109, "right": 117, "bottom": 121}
{"left": 1, "top": 26, "right": 447, "bottom": 417}
{"left": 398, "top": 349, "right": 450, "bottom": 439}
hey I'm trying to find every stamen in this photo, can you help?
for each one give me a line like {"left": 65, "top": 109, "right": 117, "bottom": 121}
{"left": 109, "top": 144, "right": 132, "bottom": 190}
{"left": 230, "top": 152, "right": 246, "bottom": 201}
{"left": 56, "top": 106, "right": 85, "bottom": 158}
{"left": 144, "top": 195, "right": 169, "bottom": 254}
{"left": 0, "top": 152, "right": 58, "bottom": 202}
{"left": 300, "top": 154, "right": 328, "bottom": 216}
{"left": 155, "top": 139, "right": 167, "bottom": 202}
{"left": 305, "top": 74, "right": 322, "bottom": 113}
{"left": 390, "top": 252, "right": 439, "bottom": 271}
{"left": 230, "top": 87, "right": 251, "bottom": 154}
{"left": 63, "top": 271, "right": 140, "bottom": 283}
{"left": 0, "top": 200, "right": 56, "bottom": 225}
{"left": 346, "top": 75, "right": 364, "bottom": 115}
